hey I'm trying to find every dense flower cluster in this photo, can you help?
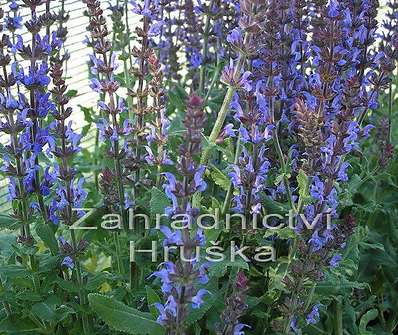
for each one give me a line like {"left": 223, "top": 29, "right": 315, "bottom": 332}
{"left": 145, "top": 51, "right": 172, "bottom": 173}
{"left": 152, "top": 94, "right": 209, "bottom": 333}
{"left": 0, "top": 2, "right": 33, "bottom": 244}
{"left": 0, "top": 0, "right": 64, "bottom": 232}
{"left": 0, "top": 2, "right": 91, "bottom": 331}
{"left": 0, "top": 1, "right": 397, "bottom": 335}
{"left": 86, "top": 0, "right": 129, "bottom": 218}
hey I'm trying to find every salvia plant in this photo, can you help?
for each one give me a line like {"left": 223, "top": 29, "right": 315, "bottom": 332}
{"left": 0, "top": 0, "right": 398, "bottom": 335}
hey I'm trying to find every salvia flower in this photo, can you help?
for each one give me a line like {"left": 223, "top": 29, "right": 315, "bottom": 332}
{"left": 216, "top": 271, "right": 249, "bottom": 335}
{"left": 86, "top": 0, "right": 127, "bottom": 220}
{"left": 152, "top": 94, "right": 210, "bottom": 333}
{"left": 306, "top": 304, "right": 321, "bottom": 325}
{"left": 49, "top": 62, "right": 87, "bottom": 225}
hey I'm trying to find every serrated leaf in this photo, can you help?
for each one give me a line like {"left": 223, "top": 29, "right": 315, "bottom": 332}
{"left": 146, "top": 286, "right": 161, "bottom": 318}
{"left": 36, "top": 224, "right": 58, "bottom": 254}
{"left": 88, "top": 293, "right": 165, "bottom": 335}
{"left": 0, "top": 316, "right": 39, "bottom": 333}
{"left": 263, "top": 227, "right": 296, "bottom": 240}
{"left": 31, "top": 301, "right": 57, "bottom": 322}
{"left": 150, "top": 187, "right": 170, "bottom": 217}
{"left": 0, "top": 214, "right": 20, "bottom": 229}
{"left": 210, "top": 165, "right": 230, "bottom": 191}
{"left": 208, "top": 258, "right": 249, "bottom": 278}
{"left": 54, "top": 305, "right": 75, "bottom": 323}
{"left": 55, "top": 278, "right": 80, "bottom": 293}
{"left": 0, "top": 265, "right": 30, "bottom": 279}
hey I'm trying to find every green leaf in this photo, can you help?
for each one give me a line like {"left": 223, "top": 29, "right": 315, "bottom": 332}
{"left": 54, "top": 305, "right": 75, "bottom": 323}
{"left": 66, "top": 89, "right": 78, "bottom": 98}
{"left": 146, "top": 286, "right": 161, "bottom": 318}
{"left": 150, "top": 187, "right": 170, "bottom": 218}
{"left": 0, "top": 316, "right": 39, "bottom": 333}
{"left": 186, "top": 290, "right": 218, "bottom": 326}
{"left": 36, "top": 224, "right": 59, "bottom": 254}
{"left": 263, "top": 227, "right": 296, "bottom": 240}
{"left": 0, "top": 142, "right": 7, "bottom": 155}
{"left": 31, "top": 301, "right": 56, "bottom": 322}
{"left": 359, "top": 309, "right": 378, "bottom": 335}
{"left": 88, "top": 293, "right": 165, "bottom": 335}
{"left": 0, "top": 265, "right": 30, "bottom": 279}
{"left": 0, "top": 214, "right": 20, "bottom": 230}
{"left": 261, "top": 195, "right": 289, "bottom": 215}
{"left": 297, "top": 169, "right": 311, "bottom": 204}
{"left": 80, "top": 124, "right": 92, "bottom": 138}
{"left": 79, "top": 105, "right": 95, "bottom": 124}
{"left": 55, "top": 278, "right": 80, "bottom": 293}
{"left": 208, "top": 258, "right": 249, "bottom": 278}
{"left": 86, "top": 272, "right": 108, "bottom": 291}
{"left": 210, "top": 165, "right": 230, "bottom": 191}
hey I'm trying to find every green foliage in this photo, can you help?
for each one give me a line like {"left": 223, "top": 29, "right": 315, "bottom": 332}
{"left": 88, "top": 294, "right": 165, "bottom": 335}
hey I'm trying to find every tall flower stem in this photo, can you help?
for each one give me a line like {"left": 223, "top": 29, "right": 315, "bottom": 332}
{"left": 123, "top": 58, "right": 133, "bottom": 118}
{"left": 272, "top": 124, "right": 297, "bottom": 213}
{"left": 1, "top": 54, "right": 40, "bottom": 291}
{"left": 2, "top": 64, "right": 30, "bottom": 239}
{"left": 221, "top": 133, "right": 242, "bottom": 216}
{"left": 93, "top": 2, "right": 128, "bottom": 226}
{"left": 86, "top": 1, "right": 127, "bottom": 284}
{"left": 70, "top": 229, "right": 90, "bottom": 334}
{"left": 28, "top": 7, "right": 49, "bottom": 224}
{"left": 124, "top": 0, "right": 133, "bottom": 68}
{"left": 45, "top": 0, "right": 51, "bottom": 36}
{"left": 204, "top": 62, "right": 222, "bottom": 104}
{"left": 200, "top": 36, "right": 249, "bottom": 165}
{"left": 49, "top": 60, "right": 91, "bottom": 331}
{"left": 333, "top": 298, "right": 343, "bottom": 335}
{"left": 134, "top": 0, "right": 151, "bottom": 185}
{"left": 199, "top": 0, "right": 215, "bottom": 94}
{"left": 388, "top": 82, "right": 393, "bottom": 142}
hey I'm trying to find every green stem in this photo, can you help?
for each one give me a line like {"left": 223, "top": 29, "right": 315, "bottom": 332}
{"left": 94, "top": 127, "right": 100, "bottom": 192}
{"left": 113, "top": 136, "right": 128, "bottom": 227}
{"left": 204, "top": 63, "right": 222, "bottom": 104}
{"left": 113, "top": 232, "right": 124, "bottom": 275}
{"left": 156, "top": 164, "right": 162, "bottom": 188}
{"left": 123, "top": 58, "right": 133, "bottom": 119}
{"left": 334, "top": 298, "right": 343, "bottom": 335}
{"left": 200, "top": 86, "right": 235, "bottom": 165}
{"left": 388, "top": 82, "right": 392, "bottom": 143}
{"left": 200, "top": 34, "right": 249, "bottom": 166}
{"left": 2, "top": 65, "right": 39, "bottom": 292}
{"left": 272, "top": 123, "right": 296, "bottom": 212}
{"left": 70, "top": 230, "right": 90, "bottom": 334}
{"left": 29, "top": 254, "right": 40, "bottom": 293}
{"left": 358, "top": 72, "right": 385, "bottom": 126}
{"left": 221, "top": 133, "right": 242, "bottom": 216}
